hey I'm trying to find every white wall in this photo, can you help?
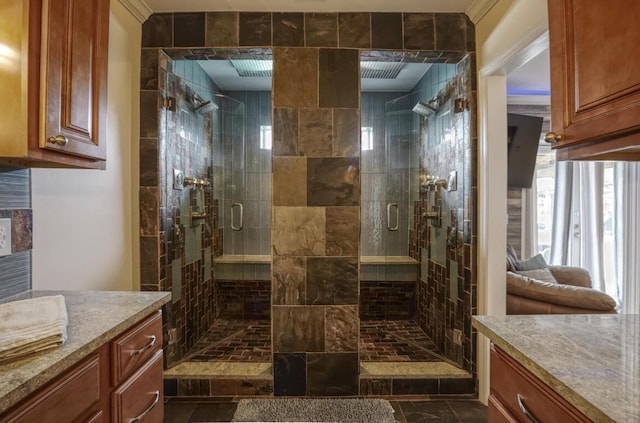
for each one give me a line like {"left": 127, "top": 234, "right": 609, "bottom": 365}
{"left": 473, "top": 0, "right": 549, "bottom": 402}
{"left": 31, "top": 1, "right": 141, "bottom": 291}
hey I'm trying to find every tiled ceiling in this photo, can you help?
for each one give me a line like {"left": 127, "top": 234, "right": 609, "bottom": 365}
{"left": 143, "top": 0, "right": 474, "bottom": 13}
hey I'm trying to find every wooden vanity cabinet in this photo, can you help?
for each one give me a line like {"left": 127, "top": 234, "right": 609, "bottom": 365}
{"left": 0, "top": 311, "right": 163, "bottom": 423}
{"left": 489, "top": 344, "right": 590, "bottom": 423}
{"left": 547, "top": 1, "right": 640, "bottom": 160}
{"left": 0, "top": 0, "right": 109, "bottom": 169}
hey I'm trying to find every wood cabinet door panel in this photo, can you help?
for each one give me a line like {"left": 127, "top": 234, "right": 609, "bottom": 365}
{"left": 549, "top": 0, "right": 640, "bottom": 148}
{"left": 41, "top": 0, "right": 109, "bottom": 160}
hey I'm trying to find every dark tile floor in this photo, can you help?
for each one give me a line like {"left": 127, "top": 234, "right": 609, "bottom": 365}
{"left": 360, "top": 320, "right": 444, "bottom": 362}
{"left": 164, "top": 399, "right": 487, "bottom": 423}
{"left": 184, "top": 319, "right": 444, "bottom": 363}
{"left": 185, "top": 319, "right": 271, "bottom": 362}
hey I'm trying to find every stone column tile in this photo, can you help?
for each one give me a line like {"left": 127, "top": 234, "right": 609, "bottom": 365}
{"left": 306, "top": 257, "right": 358, "bottom": 305}
{"left": 273, "top": 157, "right": 307, "bottom": 206}
{"left": 140, "top": 236, "right": 160, "bottom": 287}
{"left": 273, "top": 13, "right": 304, "bottom": 47}
{"left": 319, "top": 49, "right": 359, "bottom": 109}
{"left": 274, "top": 353, "right": 306, "bottom": 396}
{"left": 307, "top": 352, "right": 359, "bottom": 396}
{"left": 273, "top": 108, "right": 299, "bottom": 157}
{"left": 142, "top": 13, "right": 173, "bottom": 48}
{"left": 371, "top": 13, "right": 402, "bottom": 50}
{"left": 239, "top": 12, "right": 272, "bottom": 46}
{"left": 205, "top": 12, "right": 239, "bottom": 47}
{"left": 435, "top": 13, "right": 467, "bottom": 52}
{"left": 305, "top": 13, "right": 338, "bottom": 47}
{"left": 273, "top": 306, "right": 325, "bottom": 352}
{"left": 140, "top": 138, "right": 159, "bottom": 187}
{"left": 140, "top": 187, "right": 159, "bottom": 235}
{"left": 307, "top": 157, "right": 360, "bottom": 207}
{"left": 273, "top": 207, "right": 325, "bottom": 256}
{"left": 273, "top": 48, "right": 318, "bottom": 108}
{"left": 403, "top": 14, "right": 436, "bottom": 51}
{"left": 325, "top": 207, "right": 359, "bottom": 256}
{"left": 338, "top": 13, "right": 371, "bottom": 49}
{"left": 325, "top": 305, "right": 358, "bottom": 352}
{"left": 174, "top": 13, "right": 205, "bottom": 47}
{"left": 299, "top": 108, "right": 333, "bottom": 157}
{"left": 272, "top": 256, "right": 306, "bottom": 305}
{"left": 140, "top": 91, "right": 159, "bottom": 138}
{"left": 333, "top": 109, "right": 359, "bottom": 157}
{"left": 140, "top": 48, "right": 159, "bottom": 90}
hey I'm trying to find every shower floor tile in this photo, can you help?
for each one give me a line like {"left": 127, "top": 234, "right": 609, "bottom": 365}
{"left": 186, "top": 319, "right": 271, "bottom": 362}
{"left": 360, "top": 320, "right": 443, "bottom": 362}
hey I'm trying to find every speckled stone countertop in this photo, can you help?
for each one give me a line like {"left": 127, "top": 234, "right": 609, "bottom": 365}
{"left": 473, "top": 314, "right": 640, "bottom": 423}
{"left": 0, "top": 290, "right": 170, "bottom": 414}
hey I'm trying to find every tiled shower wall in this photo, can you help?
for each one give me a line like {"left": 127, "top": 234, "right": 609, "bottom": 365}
{"left": 140, "top": 11, "right": 476, "bottom": 396}
{"left": 0, "top": 167, "right": 32, "bottom": 300}
{"left": 410, "top": 60, "right": 477, "bottom": 372}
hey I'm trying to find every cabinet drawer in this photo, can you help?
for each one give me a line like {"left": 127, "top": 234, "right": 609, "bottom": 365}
{"left": 487, "top": 395, "right": 518, "bottom": 423}
{"left": 3, "top": 354, "right": 101, "bottom": 423}
{"left": 112, "top": 350, "right": 164, "bottom": 423}
{"left": 111, "top": 310, "right": 162, "bottom": 385}
{"left": 490, "top": 345, "right": 590, "bottom": 423}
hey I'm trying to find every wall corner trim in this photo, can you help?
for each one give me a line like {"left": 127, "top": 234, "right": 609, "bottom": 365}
{"left": 118, "top": 0, "right": 153, "bottom": 23}
{"left": 466, "top": 0, "right": 499, "bottom": 24}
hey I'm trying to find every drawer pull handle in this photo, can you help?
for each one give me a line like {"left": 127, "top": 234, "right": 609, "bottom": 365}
{"left": 128, "top": 390, "right": 160, "bottom": 423}
{"left": 129, "top": 335, "right": 156, "bottom": 356}
{"left": 47, "top": 135, "right": 68, "bottom": 146}
{"left": 517, "top": 394, "right": 540, "bottom": 423}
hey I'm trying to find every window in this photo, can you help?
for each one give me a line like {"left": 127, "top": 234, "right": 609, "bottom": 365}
{"left": 534, "top": 143, "right": 555, "bottom": 260}
{"left": 361, "top": 126, "right": 373, "bottom": 151}
{"left": 260, "top": 125, "right": 272, "bottom": 150}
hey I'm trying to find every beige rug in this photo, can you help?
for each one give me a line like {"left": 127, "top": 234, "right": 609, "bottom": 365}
{"left": 231, "top": 398, "right": 397, "bottom": 422}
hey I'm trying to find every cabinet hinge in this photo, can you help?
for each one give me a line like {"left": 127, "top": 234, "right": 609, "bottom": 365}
{"left": 163, "top": 96, "right": 176, "bottom": 111}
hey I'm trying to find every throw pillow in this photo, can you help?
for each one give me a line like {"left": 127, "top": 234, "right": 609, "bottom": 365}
{"left": 516, "top": 268, "right": 558, "bottom": 284}
{"left": 514, "top": 253, "right": 548, "bottom": 271}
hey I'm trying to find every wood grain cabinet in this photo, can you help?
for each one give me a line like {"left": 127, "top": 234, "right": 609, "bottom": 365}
{"left": 489, "top": 344, "right": 590, "bottom": 423}
{"left": 0, "top": 0, "right": 109, "bottom": 169}
{"left": 0, "top": 311, "right": 164, "bottom": 423}
{"left": 547, "top": 1, "right": 640, "bottom": 160}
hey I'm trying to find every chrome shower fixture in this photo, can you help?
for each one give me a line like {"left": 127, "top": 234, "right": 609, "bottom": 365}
{"left": 412, "top": 100, "right": 438, "bottom": 116}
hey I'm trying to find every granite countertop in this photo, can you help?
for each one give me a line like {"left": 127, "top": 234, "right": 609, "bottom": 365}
{"left": 0, "top": 290, "right": 171, "bottom": 414}
{"left": 473, "top": 314, "right": 640, "bottom": 423}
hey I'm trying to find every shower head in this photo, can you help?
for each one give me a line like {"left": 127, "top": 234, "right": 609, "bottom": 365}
{"left": 193, "top": 100, "right": 218, "bottom": 115}
{"left": 412, "top": 101, "right": 437, "bottom": 117}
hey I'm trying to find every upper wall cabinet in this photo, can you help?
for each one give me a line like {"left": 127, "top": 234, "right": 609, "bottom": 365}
{"left": 0, "top": 0, "right": 110, "bottom": 169}
{"left": 547, "top": 1, "right": 640, "bottom": 160}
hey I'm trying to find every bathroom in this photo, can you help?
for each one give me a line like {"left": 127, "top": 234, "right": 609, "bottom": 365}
{"left": 139, "top": 11, "right": 477, "bottom": 397}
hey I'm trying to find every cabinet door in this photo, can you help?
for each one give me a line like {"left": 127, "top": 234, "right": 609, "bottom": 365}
{"left": 549, "top": 1, "right": 640, "bottom": 155}
{"left": 40, "top": 0, "right": 109, "bottom": 160}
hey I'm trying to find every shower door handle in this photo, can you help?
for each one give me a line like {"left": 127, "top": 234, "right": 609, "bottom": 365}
{"left": 231, "top": 203, "right": 244, "bottom": 231}
{"left": 387, "top": 203, "right": 399, "bottom": 231}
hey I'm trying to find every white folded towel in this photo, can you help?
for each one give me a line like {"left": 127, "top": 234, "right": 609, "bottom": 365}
{"left": 0, "top": 295, "right": 68, "bottom": 363}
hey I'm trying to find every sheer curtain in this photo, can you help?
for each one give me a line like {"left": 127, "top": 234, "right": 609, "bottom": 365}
{"left": 549, "top": 161, "right": 606, "bottom": 291}
{"left": 614, "top": 162, "right": 640, "bottom": 314}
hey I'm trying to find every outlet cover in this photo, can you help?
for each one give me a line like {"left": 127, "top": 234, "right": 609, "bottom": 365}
{"left": 453, "top": 329, "right": 463, "bottom": 345}
{"left": 0, "top": 218, "right": 11, "bottom": 256}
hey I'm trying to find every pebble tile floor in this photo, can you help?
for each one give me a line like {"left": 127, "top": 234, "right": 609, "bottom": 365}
{"left": 184, "top": 319, "right": 443, "bottom": 363}
{"left": 164, "top": 399, "right": 487, "bottom": 422}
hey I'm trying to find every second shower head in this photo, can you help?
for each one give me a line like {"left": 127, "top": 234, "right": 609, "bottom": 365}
{"left": 412, "top": 100, "right": 438, "bottom": 117}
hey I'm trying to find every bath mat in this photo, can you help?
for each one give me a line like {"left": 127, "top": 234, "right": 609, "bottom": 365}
{"left": 231, "top": 398, "right": 396, "bottom": 422}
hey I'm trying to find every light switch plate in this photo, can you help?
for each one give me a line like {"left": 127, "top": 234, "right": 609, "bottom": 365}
{"left": 0, "top": 218, "right": 12, "bottom": 256}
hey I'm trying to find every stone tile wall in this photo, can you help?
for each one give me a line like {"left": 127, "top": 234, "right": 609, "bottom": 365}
{"left": 0, "top": 166, "right": 32, "bottom": 300}
{"left": 141, "top": 11, "right": 476, "bottom": 396}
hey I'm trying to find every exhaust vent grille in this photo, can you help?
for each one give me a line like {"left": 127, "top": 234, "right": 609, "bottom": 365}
{"left": 361, "top": 61, "right": 405, "bottom": 79}
{"left": 230, "top": 59, "right": 273, "bottom": 77}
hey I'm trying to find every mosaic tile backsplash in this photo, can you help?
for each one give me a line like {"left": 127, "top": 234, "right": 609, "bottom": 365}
{"left": 0, "top": 166, "right": 32, "bottom": 300}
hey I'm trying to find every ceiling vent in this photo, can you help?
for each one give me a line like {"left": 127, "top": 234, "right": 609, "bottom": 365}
{"left": 230, "top": 59, "right": 273, "bottom": 77}
{"left": 361, "top": 61, "right": 405, "bottom": 79}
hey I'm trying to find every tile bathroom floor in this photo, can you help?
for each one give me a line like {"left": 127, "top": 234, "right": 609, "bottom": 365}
{"left": 164, "top": 399, "right": 487, "bottom": 423}
{"left": 360, "top": 320, "right": 443, "bottom": 362}
{"left": 185, "top": 319, "right": 271, "bottom": 362}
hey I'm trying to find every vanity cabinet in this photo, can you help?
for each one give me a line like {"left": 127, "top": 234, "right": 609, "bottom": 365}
{"left": 489, "top": 344, "right": 589, "bottom": 423}
{"left": 547, "top": 1, "right": 640, "bottom": 160}
{"left": 0, "top": 0, "right": 109, "bottom": 169}
{"left": 0, "top": 311, "right": 163, "bottom": 423}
